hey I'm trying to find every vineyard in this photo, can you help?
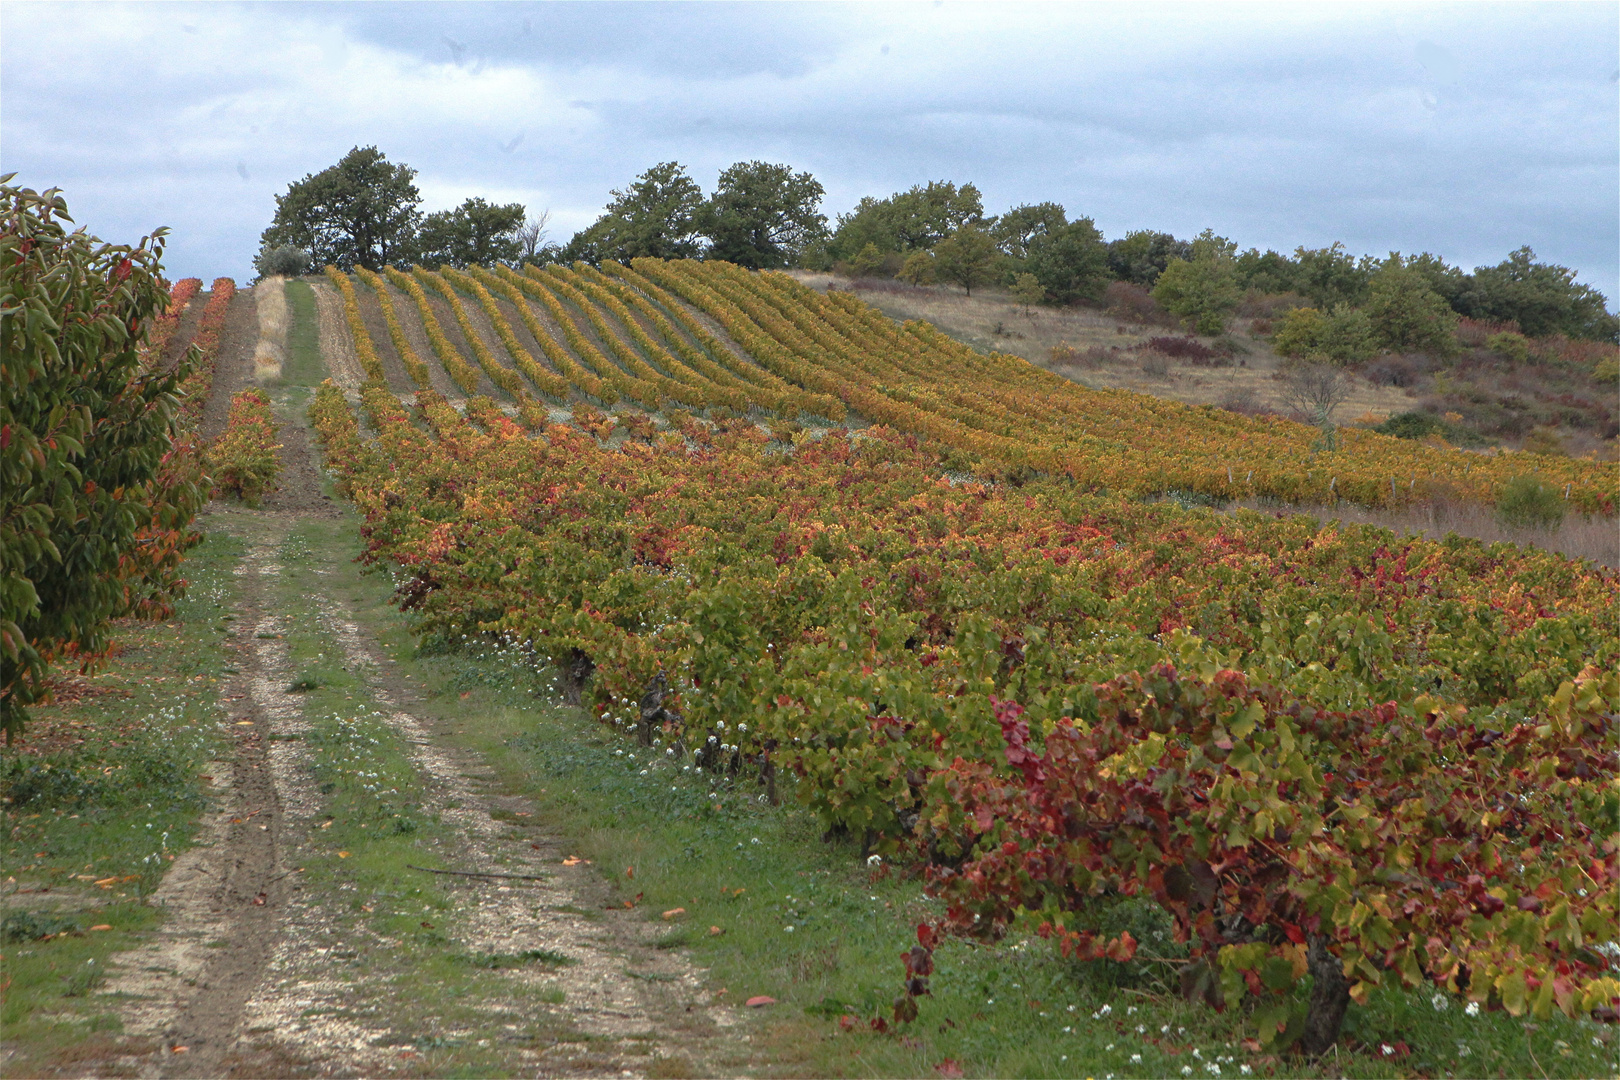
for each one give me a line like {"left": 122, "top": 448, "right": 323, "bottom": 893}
{"left": 307, "top": 257, "right": 1620, "bottom": 1053}
{"left": 320, "top": 259, "right": 1615, "bottom": 514}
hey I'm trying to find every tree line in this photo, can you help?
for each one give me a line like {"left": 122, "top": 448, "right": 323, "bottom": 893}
{"left": 255, "top": 146, "right": 1617, "bottom": 344}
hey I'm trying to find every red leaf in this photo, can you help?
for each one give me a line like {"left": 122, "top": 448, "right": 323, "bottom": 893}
{"left": 745, "top": 995, "right": 777, "bottom": 1007}
{"left": 935, "top": 1060, "right": 965, "bottom": 1078}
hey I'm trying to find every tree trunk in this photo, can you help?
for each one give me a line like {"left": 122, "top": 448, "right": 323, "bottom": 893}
{"left": 1300, "top": 934, "right": 1351, "bottom": 1057}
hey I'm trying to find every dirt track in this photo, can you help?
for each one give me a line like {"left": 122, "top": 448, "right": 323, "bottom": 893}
{"left": 83, "top": 285, "right": 741, "bottom": 1078}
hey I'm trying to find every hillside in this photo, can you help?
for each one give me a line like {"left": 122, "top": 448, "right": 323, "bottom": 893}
{"left": 791, "top": 271, "right": 1620, "bottom": 464}
{"left": 314, "top": 259, "right": 1614, "bottom": 518}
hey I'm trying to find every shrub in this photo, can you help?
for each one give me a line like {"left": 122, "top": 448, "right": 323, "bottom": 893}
{"left": 1521, "top": 427, "right": 1568, "bottom": 457}
{"left": 1152, "top": 248, "right": 1239, "bottom": 335}
{"left": 1236, "top": 289, "right": 1307, "bottom": 319}
{"left": 1486, "top": 331, "right": 1532, "bottom": 364}
{"left": 1495, "top": 474, "right": 1565, "bottom": 529}
{"left": 1362, "top": 355, "right": 1419, "bottom": 387}
{"left": 1457, "top": 316, "right": 1520, "bottom": 348}
{"left": 1103, "top": 280, "right": 1162, "bottom": 323}
{"left": 1271, "top": 306, "right": 1328, "bottom": 356}
{"left": 254, "top": 244, "right": 311, "bottom": 279}
{"left": 1374, "top": 410, "right": 1448, "bottom": 440}
{"left": 897, "top": 249, "right": 936, "bottom": 286}
{"left": 1009, "top": 272, "right": 1045, "bottom": 310}
{"left": 1139, "top": 352, "right": 1170, "bottom": 378}
{"left": 1144, "top": 335, "right": 1221, "bottom": 364}
{"left": 1364, "top": 259, "right": 1458, "bottom": 356}
{"left": 846, "top": 242, "right": 887, "bottom": 278}
{"left": 1, "top": 180, "right": 203, "bottom": 738}
{"left": 207, "top": 388, "right": 281, "bottom": 506}
{"left": 1272, "top": 305, "right": 1376, "bottom": 364}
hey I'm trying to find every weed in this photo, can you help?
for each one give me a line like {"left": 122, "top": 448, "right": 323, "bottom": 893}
{"left": 1496, "top": 474, "right": 1566, "bottom": 530}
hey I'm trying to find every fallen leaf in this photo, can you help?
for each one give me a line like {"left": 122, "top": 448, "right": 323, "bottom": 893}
{"left": 513, "top": 811, "right": 531, "bottom": 817}
{"left": 746, "top": 995, "right": 776, "bottom": 1008}
{"left": 337, "top": 851, "right": 350, "bottom": 858}
{"left": 361, "top": 905, "right": 374, "bottom": 912}
{"left": 88, "top": 924, "right": 112, "bottom": 932}
{"left": 709, "top": 926, "right": 724, "bottom": 936}
{"left": 94, "top": 877, "right": 118, "bottom": 887}
{"left": 934, "top": 1059, "right": 964, "bottom": 1078}
{"left": 839, "top": 1014, "right": 859, "bottom": 1032}
{"left": 625, "top": 866, "right": 635, "bottom": 879}
{"left": 661, "top": 907, "right": 686, "bottom": 920}
{"left": 421, "top": 921, "right": 434, "bottom": 929}
{"left": 1240, "top": 1038, "right": 1262, "bottom": 1053}
{"left": 562, "top": 857, "right": 582, "bottom": 866}
{"left": 235, "top": 720, "right": 254, "bottom": 726}
{"left": 170, "top": 1046, "right": 188, "bottom": 1054}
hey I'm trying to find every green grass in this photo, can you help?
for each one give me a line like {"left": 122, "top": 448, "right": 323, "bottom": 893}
{"left": 0, "top": 530, "right": 245, "bottom": 1065}
{"left": 308, "top": 503, "right": 1618, "bottom": 1079}
{"left": 283, "top": 279, "right": 323, "bottom": 386}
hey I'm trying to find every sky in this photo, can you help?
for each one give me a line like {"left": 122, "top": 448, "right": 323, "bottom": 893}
{"left": 3, "top": 1, "right": 1616, "bottom": 304}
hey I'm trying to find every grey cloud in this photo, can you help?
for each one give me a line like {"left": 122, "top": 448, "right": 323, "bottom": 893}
{"left": 1, "top": 1, "right": 1612, "bottom": 301}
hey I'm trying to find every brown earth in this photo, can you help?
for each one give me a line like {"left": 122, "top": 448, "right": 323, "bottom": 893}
{"left": 199, "top": 289, "right": 260, "bottom": 444}
{"left": 346, "top": 278, "right": 418, "bottom": 396}
{"left": 377, "top": 279, "right": 465, "bottom": 401}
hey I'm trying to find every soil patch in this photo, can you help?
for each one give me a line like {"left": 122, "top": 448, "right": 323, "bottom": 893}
{"left": 348, "top": 277, "right": 418, "bottom": 395}
{"left": 199, "top": 291, "right": 260, "bottom": 444}
{"left": 379, "top": 279, "right": 461, "bottom": 401}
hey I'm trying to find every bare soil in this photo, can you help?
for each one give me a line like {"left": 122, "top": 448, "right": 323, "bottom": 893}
{"left": 377, "top": 280, "right": 464, "bottom": 401}
{"left": 346, "top": 279, "right": 418, "bottom": 396}
{"left": 199, "top": 290, "right": 261, "bottom": 444}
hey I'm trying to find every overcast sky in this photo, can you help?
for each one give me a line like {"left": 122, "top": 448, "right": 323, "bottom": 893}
{"left": 4, "top": 1, "right": 1615, "bottom": 303}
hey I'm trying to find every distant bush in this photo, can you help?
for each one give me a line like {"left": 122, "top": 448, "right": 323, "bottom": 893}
{"left": 1139, "top": 352, "right": 1171, "bottom": 378}
{"left": 1521, "top": 427, "right": 1569, "bottom": 457}
{"left": 1374, "top": 410, "right": 1448, "bottom": 440}
{"left": 1103, "top": 281, "right": 1163, "bottom": 324}
{"left": 1271, "top": 305, "right": 1377, "bottom": 364}
{"left": 1049, "top": 341, "right": 1115, "bottom": 369}
{"left": 1457, "top": 316, "right": 1520, "bottom": 349}
{"left": 254, "top": 244, "right": 311, "bottom": 279}
{"left": 1362, "top": 355, "right": 1420, "bottom": 387}
{"left": 1495, "top": 474, "right": 1565, "bottom": 530}
{"left": 845, "top": 242, "right": 888, "bottom": 278}
{"left": 1485, "top": 331, "right": 1532, "bottom": 364}
{"left": 897, "top": 249, "right": 936, "bottom": 286}
{"left": 1235, "top": 290, "right": 1307, "bottom": 319}
{"left": 1216, "top": 386, "right": 1264, "bottom": 416}
{"left": 1144, "top": 335, "right": 1224, "bottom": 365}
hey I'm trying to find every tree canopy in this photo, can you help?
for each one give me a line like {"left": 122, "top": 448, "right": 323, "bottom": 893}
{"left": 1025, "top": 218, "right": 1110, "bottom": 304}
{"left": 1106, "top": 230, "right": 1193, "bottom": 287}
{"left": 699, "top": 161, "right": 828, "bottom": 269}
{"left": 993, "top": 202, "right": 1067, "bottom": 262}
{"left": 828, "top": 180, "right": 987, "bottom": 260}
{"left": 1459, "top": 246, "right": 1619, "bottom": 342}
{"left": 563, "top": 161, "right": 705, "bottom": 265}
{"left": 932, "top": 223, "right": 1001, "bottom": 296}
{"left": 412, "top": 197, "right": 527, "bottom": 269}
{"left": 259, "top": 146, "right": 423, "bottom": 271}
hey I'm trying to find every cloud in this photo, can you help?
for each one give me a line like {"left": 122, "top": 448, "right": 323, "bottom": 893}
{"left": 2, "top": 1, "right": 1613, "bottom": 302}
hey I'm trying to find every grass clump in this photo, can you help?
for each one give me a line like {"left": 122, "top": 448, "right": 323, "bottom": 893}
{"left": 1496, "top": 474, "right": 1566, "bottom": 530}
